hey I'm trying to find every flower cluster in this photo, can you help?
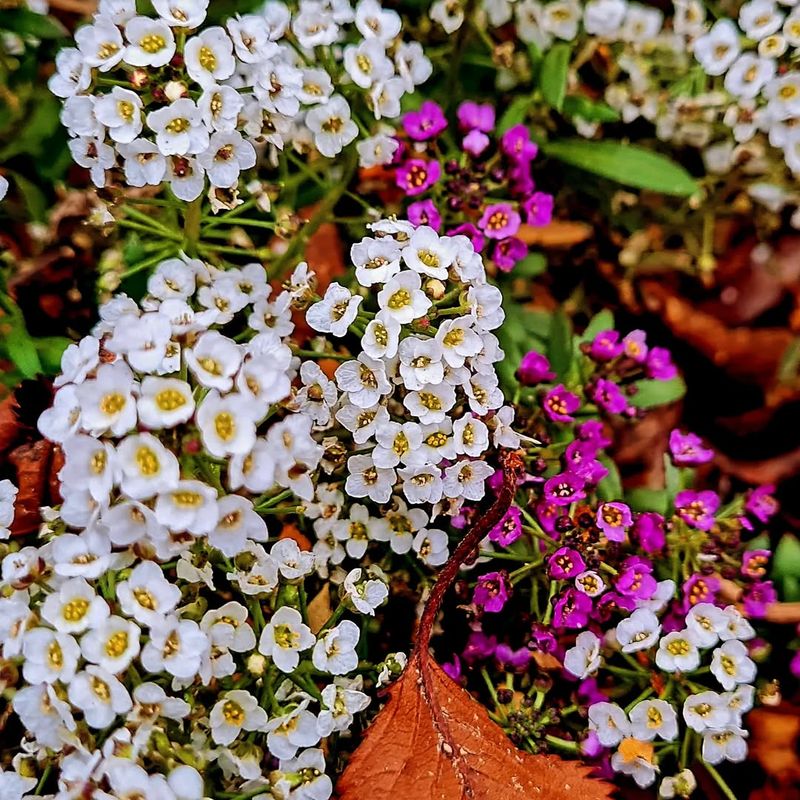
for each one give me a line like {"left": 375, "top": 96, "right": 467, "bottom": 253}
{"left": 50, "top": 0, "right": 431, "bottom": 199}
{"left": 304, "top": 219, "right": 520, "bottom": 570}
{"left": 378, "top": 99, "right": 554, "bottom": 273}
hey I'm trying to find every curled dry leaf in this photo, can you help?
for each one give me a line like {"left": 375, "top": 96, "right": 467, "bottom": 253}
{"left": 518, "top": 221, "right": 593, "bottom": 249}
{"left": 336, "top": 451, "right": 613, "bottom": 800}
{"left": 8, "top": 439, "right": 56, "bottom": 536}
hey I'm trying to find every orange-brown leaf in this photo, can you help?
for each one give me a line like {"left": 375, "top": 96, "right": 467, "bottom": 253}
{"left": 8, "top": 439, "right": 54, "bottom": 536}
{"left": 336, "top": 648, "right": 611, "bottom": 800}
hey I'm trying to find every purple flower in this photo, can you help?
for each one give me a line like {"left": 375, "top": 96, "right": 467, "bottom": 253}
{"left": 463, "top": 630, "right": 498, "bottom": 663}
{"left": 646, "top": 347, "right": 677, "bottom": 380}
{"left": 577, "top": 677, "right": 606, "bottom": 707}
{"left": 589, "top": 330, "right": 624, "bottom": 361}
{"left": 616, "top": 556, "right": 657, "bottom": 599}
{"left": 474, "top": 571, "right": 510, "bottom": 613}
{"left": 745, "top": 484, "right": 779, "bottom": 524}
{"left": 495, "top": 644, "right": 531, "bottom": 671}
{"left": 529, "top": 624, "right": 557, "bottom": 653}
{"left": 536, "top": 500, "right": 561, "bottom": 534}
{"left": 402, "top": 100, "right": 447, "bottom": 141}
{"left": 549, "top": 546, "right": 586, "bottom": 579}
{"left": 544, "top": 473, "right": 587, "bottom": 507}
{"left": 396, "top": 158, "right": 441, "bottom": 196}
{"left": 509, "top": 162, "right": 536, "bottom": 196}
{"left": 442, "top": 655, "right": 462, "bottom": 682}
{"left": 407, "top": 198, "right": 441, "bottom": 231}
{"left": 591, "top": 378, "right": 628, "bottom": 414}
{"left": 595, "top": 591, "right": 637, "bottom": 619}
{"left": 577, "top": 420, "right": 611, "bottom": 449}
{"left": 489, "top": 507, "right": 523, "bottom": 547}
{"left": 462, "top": 129, "right": 490, "bottom": 157}
{"left": 554, "top": 588, "right": 592, "bottom": 628}
{"left": 447, "top": 222, "right": 485, "bottom": 252}
{"left": 632, "top": 512, "right": 665, "bottom": 553}
{"left": 457, "top": 101, "right": 495, "bottom": 133}
{"left": 501, "top": 124, "right": 538, "bottom": 163}
{"left": 675, "top": 490, "right": 720, "bottom": 531}
{"left": 580, "top": 731, "right": 604, "bottom": 758}
{"left": 682, "top": 573, "right": 720, "bottom": 608}
{"left": 566, "top": 440, "right": 608, "bottom": 484}
{"left": 742, "top": 550, "right": 771, "bottom": 580}
{"left": 743, "top": 581, "right": 776, "bottom": 618}
{"left": 622, "top": 329, "right": 648, "bottom": 363}
{"left": 543, "top": 384, "right": 581, "bottom": 422}
{"left": 492, "top": 237, "right": 527, "bottom": 272}
{"left": 521, "top": 191, "right": 554, "bottom": 226}
{"left": 518, "top": 350, "right": 555, "bottom": 385}
{"left": 669, "top": 430, "right": 714, "bottom": 466}
{"left": 790, "top": 650, "right": 800, "bottom": 679}
{"left": 596, "top": 502, "right": 632, "bottom": 542}
{"left": 479, "top": 203, "right": 522, "bottom": 239}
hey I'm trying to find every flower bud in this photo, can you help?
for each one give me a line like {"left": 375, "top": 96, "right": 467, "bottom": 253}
{"left": 164, "top": 80, "right": 188, "bottom": 102}
{"left": 247, "top": 653, "right": 267, "bottom": 676}
{"left": 424, "top": 278, "right": 446, "bottom": 300}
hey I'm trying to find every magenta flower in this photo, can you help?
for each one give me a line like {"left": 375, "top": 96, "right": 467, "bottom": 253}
{"left": 544, "top": 472, "right": 586, "bottom": 507}
{"left": 646, "top": 347, "right": 677, "bottom": 380}
{"left": 543, "top": 384, "right": 581, "bottom": 422}
{"left": 396, "top": 158, "right": 441, "bottom": 196}
{"left": 589, "top": 330, "right": 624, "bottom": 361}
{"left": 442, "top": 655, "right": 462, "bottom": 682}
{"left": 492, "top": 237, "right": 527, "bottom": 271}
{"left": 474, "top": 571, "right": 511, "bottom": 613}
{"left": 615, "top": 556, "right": 657, "bottom": 599}
{"left": 500, "top": 124, "right": 538, "bottom": 163}
{"left": 622, "top": 329, "right": 648, "bottom": 363}
{"left": 529, "top": 624, "right": 557, "bottom": 653}
{"left": 536, "top": 500, "right": 561, "bottom": 534}
{"left": 463, "top": 129, "right": 490, "bottom": 157}
{"left": 489, "top": 507, "right": 523, "bottom": 547}
{"left": 682, "top": 573, "right": 720, "bottom": 608}
{"left": 521, "top": 191, "right": 554, "bottom": 226}
{"left": 595, "top": 591, "right": 637, "bottom": 618}
{"left": 402, "top": 100, "right": 447, "bottom": 141}
{"left": 596, "top": 502, "right": 632, "bottom": 542}
{"left": 518, "top": 350, "right": 555, "bottom": 385}
{"left": 669, "top": 430, "right": 714, "bottom": 466}
{"left": 675, "top": 490, "right": 720, "bottom": 531}
{"left": 407, "top": 198, "right": 441, "bottom": 231}
{"left": 580, "top": 731, "right": 604, "bottom": 758}
{"left": 790, "top": 650, "right": 800, "bottom": 679}
{"left": 553, "top": 588, "right": 592, "bottom": 628}
{"left": 632, "top": 512, "right": 665, "bottom": 553}
{"left": 549, "top": 546, "right": 586, "bottom": 579}
{"left": 566, "top": 440, "right": 608, "bottom": 483}
{"left": 745, "top": 484, "right": 779, "bottom": 523}
{"left": 495, "top": 644, "right": 531, "bottom": 671}
{"left": 479, "top": 203, "right": 522, "bottom": 239}
{"left": 463, "top": 630, "right": 498, "bottom": 663}
{"left": 742, "top": 549, "right": 771, "bottom": 580}
{"left": 447, "top": 222, "right": 485, "bottom": 252}
{"left": 591, "top": 378, "right": 628, "bottom": 414}
{"left": 456, "top": 100, "right": 495, "bottom": 132}
{"left": 577, "top": 420, "right": 611, "bottom": 449}
{"left": 577, "top": 678, "right": 607, "bottom": 707}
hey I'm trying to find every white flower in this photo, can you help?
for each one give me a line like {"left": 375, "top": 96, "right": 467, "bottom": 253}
{"left": 271, "top": 538, "right": 316, "bottom": 581}
{"left": 655, "top": 630, "right": 701, "bottom": 672}
{"left": 80, "top": 614, "right": 141, "bottom": 673}
{"left": 371, "top": 76, "right": 405, "bottom": 120}
{"left": 41, "top": 577, "right": 109, "bottom": 633}
{"left": 682, "top": 690, "right": 731, "bottom": 732}
{"left": 259, "top": 606, "right": 315, "bottom": 673}
{"left": 197, "top": 130, "right": 256, "bottom": 188}
{"left": 306, "top": 282, "right": 363, "bottom": 337}
{"left": 430, "top": 0, "right": 464, "bottom": 33}
{"left": 124, "top": 16, "right": 175, "bottom": 66}
{"left": 336, "top": 402, "right": 389, "bottom": 444}
{"left": 59, "top": 434, "right": 116, "bottom": 505}
{"left": 355, "top": 0, "right": 401, "bottom": 41}
{"left": 210, "top": 690, "right": 269, "bottom": 745}
{"left": 0, "top": 769, "right": 36, "bottom": 800}
{"left": 615, "top": 608, "right": 661, "bottom": 653}
{"left": 117, "top": 432, "right": 180, "bottom": 500}
{"left": 68, "top": 665, "right": 132, "bottom": 728}
{"left": 330, "top": 504, "right": 373, "bottom": 559}
{"left": 68, "top": 135, "right": 116, "bottom": 187}
{"left": 318, "top": 681, "right": 371, "bottom": 735}
{"left": 413, "top": 527, "right": 449, "bottom": 566}
{"left": 209, "top": 495, "right": 268, "bottom": 557}
{"left": 404, "top": 382, "right": 456, "bottom": 424}
{"left": 152, "top": 0, "right": 208, "bottom": 27}
{"left": 659, "top": 768, "right": 697, "bottom": 799}
{"left": 147, "top": 98, "right": 209, "bottom": 156}
{"left": 141, "top": 616, "right": 209, "bottom": 679}
{"left": 723, "top": 683, "right": 755, "bottom": 724}
{"left": 397, "top": 464, "right": 444, "bottom": 505}
{"left": 352, "top": 236, "right": 402, "bottom": 287}
{"left": 541, "top": 0, "right": 581, "bottom": 39}
{"left": 702, "top": 725, "right": 749, "bottom": 764}
{"left": 197, "top": 390, "right": 258, "bottom": 457}
{"left": 718, "top": 604, "right": 756, "bottom": 641}
{"left": 49, "top": 47, "right": 92, "bottom": 97}
{"left": 620, "top": 4, "right": 662, "bottom": 42}
{"left": 52, "top": 530, "right": 113, "bottom": 580}
{"left": 610, "top": 738, "right": 658, "bottom": 788}
{"left": 184, "top": 25, "right": 236, "bottom": 88}
{"left": 312, "top": 620, "right": 360, "bottom": 674}
{"left": 227, "top": 13, "right": 279, "bottom": 62}
{"left": 345, "top": 454, "right": 395, "bottom": 503}
{"left": 198, "top": 83, "right": 243, "bottom": 132}
{"left": 305, "top": 94, "right": 358, "bottom": 157}
{"left": 724, "top": 54, "right": 776, "bottom": 98}
{"left": 75, "top": 15, "right": 125, "bottom": 71}
{"left": 685, "top": 602, "right": 726, "bottom": 648}
{"left": 401, "top": 226, "right": 454, "bottom": 280}
{"left": 442, "top": 460, "right": 494, "bottom": 501}
{"left": 154, "top": 479, "right": 219, "bottom": 535}
{"left": 588, "top": 701, "right": 630, "bottom": 747}
{"left": 564, "top": 631, "right": 602, "bottom": 679}
{"left": 267, "top": 704, "right": 321, "bottom": 760}
{"left": 583, "top": 0, "right": 628, "bottom": 36}
{"left": 295, "top": 361, "right": 338, "bottom": 426}
{"left": 137, "top": 376, "right": 195, "bottom": 428}
{"left": 452, "top": 415, "right": 489, "bottom": 458}
{"left": 344, "top": 38, "right": 394, "bottom": 89}
{"left": 116, "top": 560, "right": 181, "bottom": 625}
{"left": 335, "top": 354, "right": 391, "bottom": 408}
{"left": 166, "top": 154, "right": 206, "bottom": 201}
{"left": 629, "top": 699, "right": 678, "bottom": 741}
{"left": 118, "top": 138, "right": 168, "bottom": 186}
{"left": 185, "top": 330, "right": 242, "bottom": 390}
{"left": 398, "top": 336, "right": 444, "bottom": 390}
{"left": 357, "top": 133, "right": 399, "bottom": 167}
{"left": 228, "top": 438, "right": 277, "bottom": 494}
{"left": 710, "top": 640, "right": 757, "bottom": 690}
{"left": 373, "top": 421, "right": 424, "bottom": 468}
{"left": 343, "top": 566, "right": 389, "bottom": 615}
{"left": 13, "top": 683, "right": 75, "bottom": 748}
{"left": 21, "top": 628, "right": 80, "bottom": 684}
{"left": 739, "top": 0, "right": 783, "bottom": 39}
{"left": 61, "top": 95, "right": 102, "bottom": 138}
{"left": 693, "top": 19, "right": 741, "bottom": 76}
{"left": 362, "top": 315, "right": 401, "bottom": 360}
{"left": 292, "top": 5, "right": 338, "bottom": 48}
{"left": 75, "top": 360, "right": 137, "bottom": 436}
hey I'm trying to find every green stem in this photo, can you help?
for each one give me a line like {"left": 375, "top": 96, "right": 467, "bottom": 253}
{"left": 545, "top": 735, "right": 580, "bottom": 754}
{"left": 704, "top": 763, "right": 739, "bottom": 800}
{"left": 183, "top": 196, "right": 203, "bottom": 257}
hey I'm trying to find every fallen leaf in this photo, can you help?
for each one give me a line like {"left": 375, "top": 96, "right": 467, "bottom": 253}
{"left": 279, "top": 522, "right": 312, "bottom": 552}
{"left": 8, "top": 439, "right": 54, "bottom": 536}
{"left": 307, "top": 586, "right": 333, "bottom": 635}
{"left": 518, "top": 221, "right": 593, "bottom": 249}
{"left": 337, "top": 451, "right": 612, "bottom": 800}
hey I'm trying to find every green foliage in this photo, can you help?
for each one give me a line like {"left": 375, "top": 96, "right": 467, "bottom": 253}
{"left": 772, "top": 535, "right": 800, "bottom": 602}
{"left": 562, "top": 96, "right": 621, "bottom": 123}
{"left": 0, "top": 8, "right": 67, "bottom": 38}
{"left": 546, "top": 310, "right": 573, "bottom": 381}
{"left": 628, "top": 376, "right": 687, "bottom": 409}
{"left": 539, "top": 43, "right": 571, "bottom": 112}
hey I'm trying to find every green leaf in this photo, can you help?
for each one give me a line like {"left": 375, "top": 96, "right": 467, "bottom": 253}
{"left": 542, "top": 139, "right": 699, "bottom": 197}
{"left": 498, "top": 96, "right": 531, "bottom": 135}
{"left": 35, "top": 336, "right": 71, "bottom": 375}
{"left": 579, "top": 309, "right": 615, "bottom": 344}
{"left": 539, "top": 43, "right": 571, "bottom": 112}
{"left": 513, "top": 252, "right": 547, "bottom": 278}
{"left": 562, "top": 95, "right": 621, "bottom": 123}
{"left": 626, "top": 487, "right": 669, "bottom": 515}
{"left": 597, "top": 456, "right": 623, "bottom": 502}
{"left": 5, "top": 329, "right": 42, "bottom": 378}
{"left": 546, "top": 310, "right": 573, "bottom": 380}
{"left": 0, "top": 9, "right": 67, "bottom": 38}
{"left": 629, "top": 376, "right": 687, "bottom": 409}
{"left": 772, "top": 535, "right": 800, "bottom": 581}
{"left": 5, "top": 171, "right": 47, "bottom": 221}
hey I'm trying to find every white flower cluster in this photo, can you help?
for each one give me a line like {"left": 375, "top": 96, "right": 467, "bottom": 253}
{"left": 304, "top": 220, "right": 520, "bottom": 572}
{"left": 565, "top": 601, "right": 757, "bottom": 794}
{"left": 50, "top": 0, "right": 431, "bottom": 198}
{"left": 0, "top": 479, "right": 17, "bottom": 539}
